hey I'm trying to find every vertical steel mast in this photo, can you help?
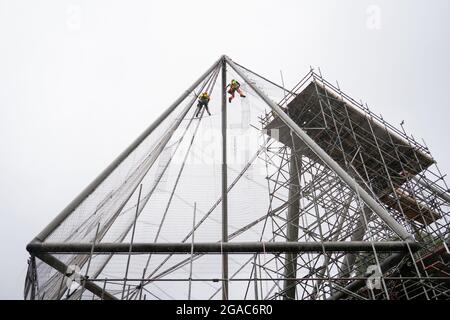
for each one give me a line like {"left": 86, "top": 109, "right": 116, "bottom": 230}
{"left": 221, "top": 56, "right": 229, "bottom": 300}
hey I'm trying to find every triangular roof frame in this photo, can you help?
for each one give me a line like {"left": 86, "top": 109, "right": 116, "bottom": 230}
{"left": 26, "top": 55, "right": 420, "bottom": 301}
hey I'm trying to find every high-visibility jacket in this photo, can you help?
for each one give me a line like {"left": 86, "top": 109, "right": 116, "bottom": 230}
{"left": 230, "top": 80, "right": 240, "bottom": 89}
{"left": 199, "top": 93, "right": 210, "bottom": 101}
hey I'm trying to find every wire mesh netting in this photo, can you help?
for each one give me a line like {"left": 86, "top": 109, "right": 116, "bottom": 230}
{"left": 25, "top": 58, "right": 450, "bottom": 300}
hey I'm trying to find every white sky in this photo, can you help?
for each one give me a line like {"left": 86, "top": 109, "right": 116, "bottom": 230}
{"left": 1, "top": 0, "right": 449, "bottom": 299}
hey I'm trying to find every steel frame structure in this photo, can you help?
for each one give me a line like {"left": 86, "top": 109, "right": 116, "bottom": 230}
{"left": 25, "top": 55, "right": 450, "bottom": 301}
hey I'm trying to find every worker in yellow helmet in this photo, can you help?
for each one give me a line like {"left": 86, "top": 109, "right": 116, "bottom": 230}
{"left": 196, "top": 92, "right": 211, "bottom": 117}
{"left": 226, "top": 79, "right": 246, "bottom": 103}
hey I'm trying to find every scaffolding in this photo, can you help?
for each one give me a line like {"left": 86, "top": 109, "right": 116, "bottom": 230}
{"left": 25, "top": 55, "right": 450, "bottom": 300}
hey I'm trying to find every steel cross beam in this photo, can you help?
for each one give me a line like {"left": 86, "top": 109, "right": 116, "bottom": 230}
{"left": 224, "top": 56, "right": 415, "bottom": 243}
{"left": 27, "top": 241, "right": 420, "bottom": 254}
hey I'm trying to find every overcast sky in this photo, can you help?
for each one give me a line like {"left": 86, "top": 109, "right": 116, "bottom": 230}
{"left": 1, "top": 0, "right": 449, "bottom": 299}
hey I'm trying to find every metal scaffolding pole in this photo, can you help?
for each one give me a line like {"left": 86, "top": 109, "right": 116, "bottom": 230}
{"left": 283, "top": 152, "right": 301, "bottom": 300}
{"left": 27, "top": 241, "right": 420, "bottom": 254}
{"left": 339, "top": 205, "right": 372, "bottom": 278}
{"left": 32, "top": 56, "right": 223, "bottom": 244}
{"left": 224, "top": 56, "right": 415, "bottom": 243}
{"left": 221, "top": 56, "right": 229, "bottom": 300}
{"left": 412, "top": 175, "right": 450, "bottom": 204}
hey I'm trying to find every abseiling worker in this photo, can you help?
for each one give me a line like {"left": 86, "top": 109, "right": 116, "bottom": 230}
{"left": 226, "top": 79, "right": 246, "bottom": 103}
{"left": 196, "top": 92, "right": 211, "bottom": 117}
